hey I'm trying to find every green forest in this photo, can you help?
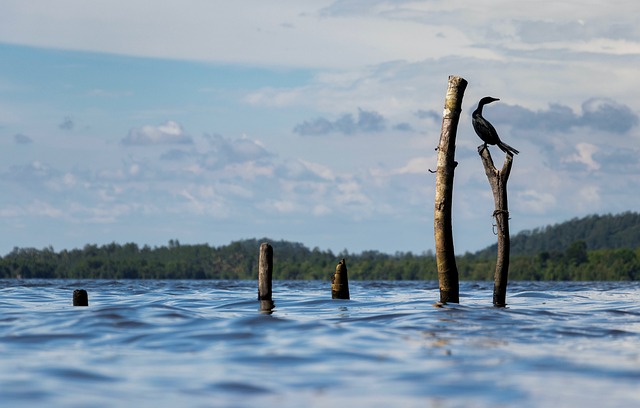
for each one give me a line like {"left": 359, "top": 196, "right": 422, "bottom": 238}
{"left": 1, "top": 212, "right": 639, "bottom": 281}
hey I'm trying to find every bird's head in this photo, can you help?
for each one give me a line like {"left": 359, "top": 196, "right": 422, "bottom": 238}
{"left": 478, "top": 96, "right": 500, "bottom": 107}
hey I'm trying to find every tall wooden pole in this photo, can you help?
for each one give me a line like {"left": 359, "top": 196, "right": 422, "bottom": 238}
{"left": 434, "top": 75, "right": 467, "bottom": 304}
{"left": 478, "top": 146, "right": 513, "bottom": 307}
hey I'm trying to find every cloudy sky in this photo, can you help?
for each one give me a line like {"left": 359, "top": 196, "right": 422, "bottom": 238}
{"left": 1, "top": 0, "right": 639, "bottom": 256}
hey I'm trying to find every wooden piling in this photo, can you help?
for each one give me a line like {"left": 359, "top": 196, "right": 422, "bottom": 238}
{"left": 73, "top": 289, "right": 88, "bottom": 306}
{"left": 331, "top": 258, "right": 350, "bottom": 299}
{"left": 258, "top": 242, "right": 273, "bottom": 301}
{"left": 478, "top": 145, "right": 514, "bottom": 307}
{"left": 433, "top": 75, "right": 467, "bottom": 304}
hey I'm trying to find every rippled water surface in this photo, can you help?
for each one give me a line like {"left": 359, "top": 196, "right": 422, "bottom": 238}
{"left": 1, "top": 280, "right": 639, "bottom": 407}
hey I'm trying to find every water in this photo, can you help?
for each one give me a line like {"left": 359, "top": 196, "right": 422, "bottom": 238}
{"left": 1, "top": 280, "right": 639, "bottom": 408}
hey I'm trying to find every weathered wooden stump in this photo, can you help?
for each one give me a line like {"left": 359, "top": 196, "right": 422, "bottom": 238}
{"left": 258, "top": 242, "right": 273, "bottom": 301}
{"left": 478, "top": 145, "right": 514, "bottom": 307}
{"left": 434, "top": 75, "right": 467, "bottom": 304}
{"left": 331, "top": 258, "right": 350, "bottom": 299}
{"left": 73, "top": 289, "right": 88, "bottom": 306}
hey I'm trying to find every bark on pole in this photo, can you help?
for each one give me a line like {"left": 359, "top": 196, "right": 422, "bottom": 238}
{"left": 434, "top": 75, "right": 467, "bottom": 304}
{"left": 258, "top": 242, "right": 273, "bottom": 302}
{"left": 331, "top": 259, "right": 350, "bottom": 299}
{"left": 478, "top": 146, "right": 513, "bottom": 307}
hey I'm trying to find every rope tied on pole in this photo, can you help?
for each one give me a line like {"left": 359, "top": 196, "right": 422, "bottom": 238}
{"left": 492, "top": 209, "right": 510, "bottom": 235}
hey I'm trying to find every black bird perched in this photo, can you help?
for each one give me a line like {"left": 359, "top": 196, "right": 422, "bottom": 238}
{"left": 472, "top": 96, "right": 519, "bottom": 155}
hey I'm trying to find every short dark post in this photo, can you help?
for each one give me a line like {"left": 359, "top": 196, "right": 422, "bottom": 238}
{"left": 258, "top": 242, "right": 273, "bottom": 302}
{"left": 331, "top": 259, "right": 350, "bottom": 299}
{"left": 73, "top": 289, "right": 88, "bottom": 306}
{"left": 478, "top": 145, "right": 514, "bottom": 307}
{"left": 433, "top": 75, "right": 467, "bottom": 304}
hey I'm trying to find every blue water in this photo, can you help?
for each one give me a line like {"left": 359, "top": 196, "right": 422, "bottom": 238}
{"left": 1, "top": 280, "right": 639, "bottom": 407}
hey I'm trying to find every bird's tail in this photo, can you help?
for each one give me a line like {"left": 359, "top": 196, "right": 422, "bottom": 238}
{"left": 498, "top": 141, "right": 519, "bottom": 155}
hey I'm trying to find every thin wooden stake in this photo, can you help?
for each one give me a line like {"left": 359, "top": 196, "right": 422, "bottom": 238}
{"left": 258, "top": 242, "right": 273, "bottom": 301}
{"left": 331, "top": 259, "right": 350, "bottom": 299}
{"left": 434, "top": 75, "right": 467, "bottom": 304}
{"left": 478, "top": 145, "right": 514, "bottom": 307}
{"left": 73, "top": 289, "right": 88, "bottom": 306}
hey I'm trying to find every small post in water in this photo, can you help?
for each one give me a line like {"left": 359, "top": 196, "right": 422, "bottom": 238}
{"left": 73, "top": 289, "right": 88, "bottom": 306}
{"left": 331, "top": 258, "right": 350, "bottom": 299}
{"left": 258, "top": 242, "right": 273, "bottom": 302}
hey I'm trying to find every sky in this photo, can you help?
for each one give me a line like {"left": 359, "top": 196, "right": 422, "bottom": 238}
{"left": 0, "top": 0, "right": 639, "bottom": 256}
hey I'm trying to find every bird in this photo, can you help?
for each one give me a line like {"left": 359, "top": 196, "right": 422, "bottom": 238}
{"left": 472, "top": 96, "right": 519, "bottom": 155}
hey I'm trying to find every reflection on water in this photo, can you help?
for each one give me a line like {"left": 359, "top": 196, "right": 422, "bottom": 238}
{"left": 0, "top": 280, "right": 639, "bottom": 407}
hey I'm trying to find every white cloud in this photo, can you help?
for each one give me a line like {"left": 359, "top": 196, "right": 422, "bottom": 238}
{"left": 244, "top": 87, "right": 305, "bottom": 107}
{"left": 578, "top": 185, "right": 601, "bottom": 208}
{"left": 312, "top": 204, "right": 332, "bottom": 216}
{"left": 122, "top": 121, "right": 192, "bottom": 146}
{"left": 271, "top": 200, "right": 298, "bottom": 214}
{"left": 0, "top": 200, "right": 64, "bottom": 219}
{"left": 0, "top": 0, "right": 511, "bottom": 69}
{"left": 563, "top": 143, "right": 600, "bottom": 171}
{"left": 131, "top": 164, "right": 145, "bottom": 177}
{"left": 177, "top": 188, "right": 230, "bottom": 218}
{"left": 62, "top": 173, "right": 77, "bottom": 187}
{"left": 515, "top": 190, "right": 557, "bottom": 215}
{"left": 3, "top": 161, "right": 58, "bottom": 186}
{"left": 223, "top": 161, "right": 275, "bottom": 181}
{"left": 293, "top": 108, "right": 386, "bottom": 136}
{"left": 76, "top": 203, "right": 138, "bottom": 224}
{"left": 393, "top": 157, "right": 433, "bottom": 175}
{"left": 299, "top": 160, "right": 335, "bottom": 181}
{"left": 335, "top": 179, "right": 372, "bottom": 210}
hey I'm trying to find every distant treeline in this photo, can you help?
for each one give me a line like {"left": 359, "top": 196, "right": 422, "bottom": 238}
{"left": 474, "top": 212, "right": 640, "bottom": 257}
{"left": 1, "top": 212, "right": 639, "bottom": 281}
{"left": 1, "top": 238, "right": 639, "bottom": 281}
